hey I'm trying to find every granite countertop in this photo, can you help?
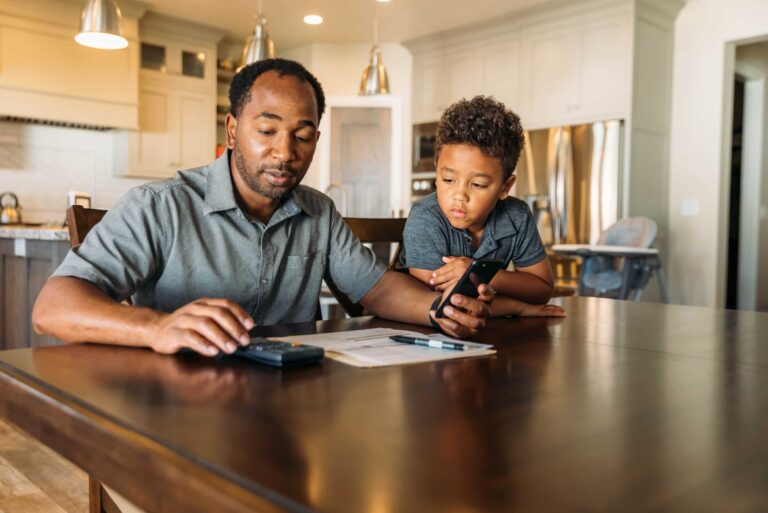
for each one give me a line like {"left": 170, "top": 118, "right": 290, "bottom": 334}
{"left": 0, "top": 225, "right": 70, "bottom": 241}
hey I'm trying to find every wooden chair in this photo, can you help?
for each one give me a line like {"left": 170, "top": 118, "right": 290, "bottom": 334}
{"left": 66, "top": 205, "right": 125, "bottom": 513}
{"left": 66, "top": 205, "right": 107, "bottom": 248}
{"left": 324, "top": 217, "right": 407, "bottom": 318}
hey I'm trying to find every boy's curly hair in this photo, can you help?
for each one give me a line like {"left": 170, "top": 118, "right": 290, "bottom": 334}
{"left": 435, "top": 96, "right": 524, "bottom": 179}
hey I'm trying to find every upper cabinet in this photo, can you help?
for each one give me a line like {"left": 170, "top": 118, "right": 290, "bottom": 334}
{"left": 114, "top": 14, "right": 223, "bottom": 178}
{"left": 407, "top": 6, "right": 631, "bottom": 129}
{"left": 0, "top": 0, "right": 143, "bottom": 129}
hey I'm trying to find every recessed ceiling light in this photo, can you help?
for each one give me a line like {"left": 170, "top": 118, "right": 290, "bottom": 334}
{"left": 377, "top": 0, "right": 391, "bottom": 3}
{"left": 304, "top": 14, "right": 323, "bottom": 25}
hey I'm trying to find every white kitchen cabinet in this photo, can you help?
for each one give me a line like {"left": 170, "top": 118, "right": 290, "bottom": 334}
{"left": 478, "top": 40, "right": 523, "bottom": 114}
{"left": 526, "top": 29, "right": 579, "bottom": 127}
{"left": 408, "top": 7, "right": 631, "bottom": 128}
{"left": 120, "top": 86, "right": 212, "bottom": 178}
{"left": 412, "top": 54, "right": 444, "bottom": 124}
{"left": 444, "top": 48, "right": 478, "bottom": 104}
{"left": 114, "top": 14, "right": 223, "bottom": 178}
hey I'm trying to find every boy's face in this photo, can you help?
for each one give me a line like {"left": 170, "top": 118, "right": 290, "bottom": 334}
{"left": 435, "top": 144, "right": 516, "bottom": 237}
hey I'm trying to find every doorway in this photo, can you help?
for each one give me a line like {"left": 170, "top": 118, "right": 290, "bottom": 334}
{"left": 726, "top": 41, "right": 768, "bottom": 310}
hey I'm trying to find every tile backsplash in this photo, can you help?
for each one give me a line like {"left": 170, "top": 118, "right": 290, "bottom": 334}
{"left": 0, "top": 121, "right": 150, "bottom": 224}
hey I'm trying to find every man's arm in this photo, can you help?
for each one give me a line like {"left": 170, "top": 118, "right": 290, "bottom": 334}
{"left": 359, "top": 271, "right": 492, "bottom": 339}
{"left": 32, "top": 276, "right": 254, "bottom": 356}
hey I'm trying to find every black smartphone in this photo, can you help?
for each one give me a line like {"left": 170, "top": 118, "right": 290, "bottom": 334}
{"left": 434, "top": 259, "right": 504, "bottom": 318}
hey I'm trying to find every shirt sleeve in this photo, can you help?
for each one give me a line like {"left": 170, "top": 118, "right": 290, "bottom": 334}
{"left": 53, "top": 186, "right": 168, "bottom": 302}
{"left": 325, "top": 208, "right": 387, "bottom": 303}
{"left": 511, "top": 203, "right": 547, "bottom": 268}
{"left": 401, "top": 204, "right": 450, "bottom": 270}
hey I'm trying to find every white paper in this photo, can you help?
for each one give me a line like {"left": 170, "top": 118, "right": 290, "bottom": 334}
{"left": 274, "top": 328, "right": 495, "bottom": 368}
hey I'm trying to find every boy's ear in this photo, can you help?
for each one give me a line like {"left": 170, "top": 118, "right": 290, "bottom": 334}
{"left": 499, "top": 175, "right": 516, "bottom": 200}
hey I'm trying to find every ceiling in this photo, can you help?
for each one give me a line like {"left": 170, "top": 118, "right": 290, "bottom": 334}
{"left": 140, "top": 0, "right": 562, "bottom": 50}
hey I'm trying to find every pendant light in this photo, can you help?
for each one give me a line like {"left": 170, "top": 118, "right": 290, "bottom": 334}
{"left": 239, "top": 0, "right": 275, "bottom": 71}
{"left": 75, "top": 0, "right": 128, "bottom": 50}
{"left": 359, "top": 4, "right": 389, "bottom": 95}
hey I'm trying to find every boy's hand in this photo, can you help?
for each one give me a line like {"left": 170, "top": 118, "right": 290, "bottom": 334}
{"left": 431, "top": 256, "right": 473, "bottom": 291}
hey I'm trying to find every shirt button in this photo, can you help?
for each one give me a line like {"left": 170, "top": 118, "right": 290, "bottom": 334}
{"left": 261, "top": 278, "right": 268, "bottom": 284}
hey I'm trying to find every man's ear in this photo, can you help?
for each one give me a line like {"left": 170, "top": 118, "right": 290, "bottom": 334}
{"left": 225, "top": 113, "right": 237, "bottom": 149}
{"left": 499, "top": 175, "right": 516, "bottom": 199}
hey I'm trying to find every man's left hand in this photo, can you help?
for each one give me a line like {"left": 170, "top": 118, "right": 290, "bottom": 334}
{"left": 429, "top": 283, "right": 495, "bottom": 338}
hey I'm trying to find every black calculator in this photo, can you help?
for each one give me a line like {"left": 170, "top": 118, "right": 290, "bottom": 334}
{"left": 232, "top": 337, "right": 325, "bottom": 368}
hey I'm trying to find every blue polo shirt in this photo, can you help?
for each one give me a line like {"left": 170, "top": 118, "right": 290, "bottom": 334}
{"left": 399, "top": 193, "right": 546, "bottom": 270}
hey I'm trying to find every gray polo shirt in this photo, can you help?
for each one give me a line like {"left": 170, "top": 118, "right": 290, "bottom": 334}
{"left": 54, "top": 152, "right": 386, "bottom": 325}
{"left": 399, "top": 193, "right": 546, "bottom": 270}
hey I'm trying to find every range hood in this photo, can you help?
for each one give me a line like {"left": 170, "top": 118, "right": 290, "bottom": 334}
{"left": 0, "top": 0, "right": 146, "bottom": 130}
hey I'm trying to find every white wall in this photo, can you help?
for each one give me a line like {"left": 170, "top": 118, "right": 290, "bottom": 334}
{"left": 280, "top": 43, "right": 413, "bottom": 198}
{"left": 668, "top": 0, "right": 768, "bottom": 307}
{"left": 0, "top": 121, "right": 150, "bottom": 223}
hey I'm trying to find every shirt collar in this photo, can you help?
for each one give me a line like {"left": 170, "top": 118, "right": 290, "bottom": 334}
{"left": 203, "top": 150, "right": 321, "bottom": 219}
{"left": 204, "top": 150, "right": 239, "bottom": 215}
{"left": 468, "top": 201, "right": 519, "bottom": 259}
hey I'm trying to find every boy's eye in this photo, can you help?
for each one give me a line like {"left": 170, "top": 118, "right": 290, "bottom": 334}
{"left": 258, "top": 129, "right": 275, "bottom": 136}
{"left": 472, "top": 183, "right": 488, "bottom": 189}
{"left": 441, "top": 178, "right": 454, "bottom": 184}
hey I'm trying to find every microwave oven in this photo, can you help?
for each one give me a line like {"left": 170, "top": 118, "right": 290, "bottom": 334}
{"left": 412, "top": 122, "right": 438, "bottom": 172}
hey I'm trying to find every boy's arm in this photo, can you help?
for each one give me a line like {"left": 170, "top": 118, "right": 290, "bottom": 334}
{"left": 408, "top": 268, "right": 434, "bottom": 287}
{"left": 431, "top": 256, "right": 555, "bottom": 304}
{"left": 490, "top": 259, "right": 554, "bottom": 304}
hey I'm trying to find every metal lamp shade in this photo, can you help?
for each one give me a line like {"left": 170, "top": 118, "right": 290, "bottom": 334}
{"left": 239, "top": 18, "right": 275, "bottom": 70}
{"left": 75, "top": 0, "right": 127, "bottom": 50}
{"left": 359, "top": 46, "right": 390, "bottom": 95}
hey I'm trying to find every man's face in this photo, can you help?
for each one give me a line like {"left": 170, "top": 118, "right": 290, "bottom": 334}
{"left": 227, "top": 71, "right": 320, "bottom": 199}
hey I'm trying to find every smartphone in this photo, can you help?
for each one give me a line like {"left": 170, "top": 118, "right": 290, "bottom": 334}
{"left": 434, "top": 259, "right": 504, "bottom": 318}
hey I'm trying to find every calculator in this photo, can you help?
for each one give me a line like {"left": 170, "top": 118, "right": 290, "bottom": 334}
{"left": 232, "top": 337, "right": 325, "bottom": 368}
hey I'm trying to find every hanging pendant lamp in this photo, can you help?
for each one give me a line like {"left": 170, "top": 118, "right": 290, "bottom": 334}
{"left": 359, "top": 9, "right": 389, "bottom": 95}
{"left": 239, "top": 0, "right": 275, "bottom": 71}
{"left": 75, "top": 0, "right": 128, "bottom": 50}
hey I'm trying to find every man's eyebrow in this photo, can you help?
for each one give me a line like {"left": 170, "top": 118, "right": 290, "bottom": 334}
{"left": 255, "top": 111, "right": 317, "bottom": 129}
{"left": 256, "top": 111, "right": 282, "bottom": 121}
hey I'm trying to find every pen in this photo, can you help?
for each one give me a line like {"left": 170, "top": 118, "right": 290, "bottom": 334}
{"left": 389, "top": 335, "right": 468, "bottom": 351}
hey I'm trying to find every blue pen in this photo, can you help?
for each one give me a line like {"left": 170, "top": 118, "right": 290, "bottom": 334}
{"left": 389, "top": 335, "right": 468, "bottom": 351}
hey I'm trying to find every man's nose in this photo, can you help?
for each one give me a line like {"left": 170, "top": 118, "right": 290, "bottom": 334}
{"left": 272, "top": 132, "right": 295, "bottom": 162}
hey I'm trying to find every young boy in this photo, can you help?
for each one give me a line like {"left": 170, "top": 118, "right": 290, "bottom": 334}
{"left": 401, "top": 96, "right": 564, "bottom": 317}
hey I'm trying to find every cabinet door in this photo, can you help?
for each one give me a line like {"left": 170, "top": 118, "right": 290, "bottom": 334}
{"left": 412, "top": 54, "right": 444, "bottom": 123}
{"left": 526, "top": 31, "right": 579, "bottom": 127}
{"left": 178, "top": 92, "right": 214, "bottom": 170}
{"left": 479, "top": 40, "right": 522, "bottom": 115}
{"left": 444, "top": 49, "right": 477, "bottom": 105}
{"left": 134, "top": 87, "right": 177, "bottom": 177}
{"left": 575, "top": 18, "right": 631, "bottom": 121}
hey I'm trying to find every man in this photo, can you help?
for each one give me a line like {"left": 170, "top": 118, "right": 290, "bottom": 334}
{"left": 32, "top": 59, "right": 492, "bottom": 357}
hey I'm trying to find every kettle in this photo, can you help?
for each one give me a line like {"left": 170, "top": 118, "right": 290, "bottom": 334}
{"left": 0, "top": 192, "right": 22, "bottom": 225}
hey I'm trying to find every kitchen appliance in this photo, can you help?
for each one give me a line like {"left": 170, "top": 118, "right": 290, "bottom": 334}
{"left": 411, "top": 121, "right": 438, "bottom": 204}
{"left": 515, "top": 120, "right": 623, "bottom": 246}
{"left": 0, "top": 192, "right": 22, "bottom": 225}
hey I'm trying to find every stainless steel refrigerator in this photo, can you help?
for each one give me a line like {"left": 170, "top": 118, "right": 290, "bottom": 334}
{"left": 514, "top": 120, "right": 623, "bottom": 247}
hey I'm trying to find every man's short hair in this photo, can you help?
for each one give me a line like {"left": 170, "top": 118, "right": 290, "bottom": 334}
{"left": 229, "top": 58, "right": 326, "bottom": 122}
{"left": 436, "top": 96, "right": 525, "bottom": 180}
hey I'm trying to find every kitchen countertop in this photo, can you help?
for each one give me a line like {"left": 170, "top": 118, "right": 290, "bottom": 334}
{"left": 0, "top": 225, "right": 69, "bottom": 241}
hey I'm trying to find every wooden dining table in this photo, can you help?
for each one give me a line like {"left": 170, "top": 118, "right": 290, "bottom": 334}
{"left": 1, "top": 296, "right": 767, "bottom": 513}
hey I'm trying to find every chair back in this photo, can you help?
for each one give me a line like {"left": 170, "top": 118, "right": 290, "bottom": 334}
{"left": 597, "top": 217, "right": 656, "bottom": 248}
{"left": 66, "top": 205, "right": 108, "bottom": 249}
{"left": 325, "top": 217, "right": 407, "bottom": 317}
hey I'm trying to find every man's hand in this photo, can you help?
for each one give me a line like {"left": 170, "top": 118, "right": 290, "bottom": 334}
{"left": 148, "top": 298, "right": 255, "bottom": 356}
{"left": 429, "top": 283, "right": 495, "bottom": 338}
{"left": 430, "top": 256, "right": 473, "bottom": 290}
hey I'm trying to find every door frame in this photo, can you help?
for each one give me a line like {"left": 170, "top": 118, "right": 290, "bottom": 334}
{"left": 315, "top": 95, "right": 405, "bottom": 217}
